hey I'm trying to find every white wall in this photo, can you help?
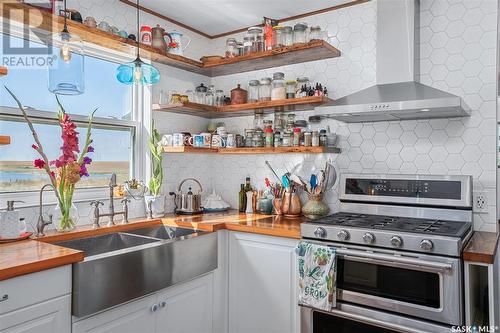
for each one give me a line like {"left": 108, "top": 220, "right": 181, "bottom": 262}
{"left": 154, "top": 0, "right": 498, "bottom": 232}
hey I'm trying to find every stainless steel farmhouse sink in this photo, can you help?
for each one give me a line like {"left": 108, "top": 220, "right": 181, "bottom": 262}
{"left": 56, "top": 227, "right": 217, "bottom": 317}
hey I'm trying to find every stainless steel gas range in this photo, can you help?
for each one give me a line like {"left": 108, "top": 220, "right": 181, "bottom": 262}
{"left": 300, "top": 174, "right": 473, "bottom": 333}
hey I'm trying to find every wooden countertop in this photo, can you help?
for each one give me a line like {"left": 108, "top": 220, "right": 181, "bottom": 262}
{"left": 0, "top": 240, "right": 83, "bottom": 281}
{"left": 1, "top": 211, "right": 302, "bottom": 281}
{"left": 162, "top": 210, "right": 303, "bottom": 239}
{"left": 463, "top": 231, "right": 499, "bottom": 264}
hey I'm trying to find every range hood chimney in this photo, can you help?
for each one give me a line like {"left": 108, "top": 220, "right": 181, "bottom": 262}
{"left": 321, "top": 0, "right": 469, "bottom": 123}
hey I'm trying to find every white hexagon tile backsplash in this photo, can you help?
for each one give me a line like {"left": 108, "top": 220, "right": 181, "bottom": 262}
{"left": 60, "top": 0, "right": 498, "bottom": 232}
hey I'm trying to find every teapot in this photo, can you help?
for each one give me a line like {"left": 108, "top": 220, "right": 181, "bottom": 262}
{"left": 168, "top": 31, "right": 191, "bottom": 56}
{"left": 152, "top": 25, "right": 172, "bottom": 51}
{"left": 169, "top": 178, "right": 203, "bottom": 215}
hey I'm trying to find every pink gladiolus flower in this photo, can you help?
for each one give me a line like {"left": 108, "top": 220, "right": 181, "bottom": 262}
{"left": 34, "top": 159, "right": 45, "bottom": 169}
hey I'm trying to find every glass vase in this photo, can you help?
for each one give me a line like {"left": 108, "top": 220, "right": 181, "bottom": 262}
{"left": 52, "top": 202, "right": 79, "bottom": 232}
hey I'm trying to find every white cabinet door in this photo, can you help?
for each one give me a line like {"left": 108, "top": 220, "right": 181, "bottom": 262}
{"left": 72, "top": 295, "right": 157, "bottom": 333}
{"left": 0, "top": 295, "right": 71, "bottom": 333}
{"left": 228, "top": 231, "right": 299, "bottom": 333}
{"left": 156, "top": 273, "right": 214, "bottom": 333}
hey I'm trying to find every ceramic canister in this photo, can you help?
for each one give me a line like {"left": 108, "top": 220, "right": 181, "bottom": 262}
{"left": 173, "top": 133, "right": 184, "bottom": 147}
{"left": 193, "top": 134, "right": 204, "bottom": 147}
{"left": 201, "top": 133, "right": 212, "bottom": 147}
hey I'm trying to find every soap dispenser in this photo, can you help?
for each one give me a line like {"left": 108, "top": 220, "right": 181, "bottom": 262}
{"left": 0, "top": 201, "right": 23, "bottom": 239}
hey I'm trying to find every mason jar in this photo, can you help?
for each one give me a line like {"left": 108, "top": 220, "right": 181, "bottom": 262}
{"left": 271, "top": 72, "right": 286, "bottom": 100}
{"left": 248, "top": 80, "right": 260, "bottom": 102}
{"left": 225, "top": 38, "right": 237, "bottom": 58}
{"left": 283, "top": 26, "right": 293, "bottom": 46}
{"left": 259, "top": 77, "right": 272, "bottom": 101}
{"left": 293, "top": 23, "right": 308, "bottom": 44}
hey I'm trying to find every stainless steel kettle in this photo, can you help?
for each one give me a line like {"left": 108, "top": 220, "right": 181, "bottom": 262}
{"left": 169, "top": 178, "right": 203, "bottom": 215}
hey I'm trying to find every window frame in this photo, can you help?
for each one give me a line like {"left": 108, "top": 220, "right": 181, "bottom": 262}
{"left": 0, "top": 22, "right": 152, "bottom": 208}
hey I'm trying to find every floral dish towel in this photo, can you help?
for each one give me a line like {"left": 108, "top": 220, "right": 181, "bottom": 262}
{"left": 296, "top": 241, "right": 337, "bottom": 311}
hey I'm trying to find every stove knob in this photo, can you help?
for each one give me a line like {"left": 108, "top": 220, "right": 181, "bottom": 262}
{"left": 337, "top": 229, "right": 350, "bottom": 241}
{"left": 420, "top": 239, "right": 433, "bottom": 251}
{"left": 314, "top": 227, "right": 327, "bottom": 238}
{"left": 363, "top": 232, "right": 375, "bottom": 244}
{"left": 390, "top": 236, "right": 403, "bottom": 248}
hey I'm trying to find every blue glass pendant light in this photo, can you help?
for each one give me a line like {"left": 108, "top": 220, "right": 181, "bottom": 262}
{"left": 48, "top": 0, "right": 85, "bottom": 95}
{"left": 117, "top": 0, "right": 160, "bottom": 85}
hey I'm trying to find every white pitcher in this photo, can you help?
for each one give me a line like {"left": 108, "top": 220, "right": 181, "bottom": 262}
{"left": 168, "top": 31, "right": 191, "bottom": 56}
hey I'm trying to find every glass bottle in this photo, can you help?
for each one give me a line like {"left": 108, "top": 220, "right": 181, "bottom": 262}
{"left": 243, "top": 34, "right": 254, "bottom": 55}
{"left": 259, "top": 77, "right": 272, "bottom": 101}
{"left": 273, "top": 26, "right": 286, "bottom": 48}
{"left": 304, "top": 132, "right": 312, "bottom": 147}
{"left": 239, "top": 184, "right": 246, "bottom": 212}
{"left": 215, "top": 89, "right": 224, "bottom": 106}
{"left": 271, "top": 72, "right": 286, "bottom": 100}
{"left": 225, "top": 38, "right": 237, "bottom": 58}
{"left": 293, "top": 23, "right": 308, "bottom": 44}
{"left": 312, "top": 130, "right": 320, "bottom": 147}
{"left": 244, "top": 177, "right": 253, "bottom": 193}
{"left": 248, "top": 80, "right": 260, "bottom": 102}
{"left": 293, "top": 128, "right": 301, "bottom": 147}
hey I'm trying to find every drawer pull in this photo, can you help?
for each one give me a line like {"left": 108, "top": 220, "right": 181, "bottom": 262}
{"left": 0, "top": 294, "right": 8, "bottom": 302}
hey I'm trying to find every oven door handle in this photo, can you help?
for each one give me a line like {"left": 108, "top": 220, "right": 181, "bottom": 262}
{"left": 335, "top": 248, "right": 453, "bottom": 273}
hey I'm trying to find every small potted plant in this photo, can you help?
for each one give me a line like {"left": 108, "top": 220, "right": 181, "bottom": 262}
{"left": 144, "top": 125, "right": 165, "bottom": 218}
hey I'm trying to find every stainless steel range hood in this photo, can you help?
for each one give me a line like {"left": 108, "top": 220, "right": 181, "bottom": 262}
{"left": 321, "top": 0, "right": 469, "bottom": 123}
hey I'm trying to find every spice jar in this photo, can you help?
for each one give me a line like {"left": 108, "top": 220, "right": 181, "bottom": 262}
{"left": 237, "top": 42, "right": 244, "bottom": 56}
{"left": 274, "top": 130, "right": 282, "bottom": 147}
{"left": 215, "top": 90, "right": 224, "bottom": 106}
{"left": 293, "top": 128, "right": 301, "bottom": 147}
{"left": 293, "top": 23, "right": 308, "bottom": 44}
{"left": 263, "top": 120, "right": 273, "bottom": 131}
{"left": 248, "top": 27, "right": 264, "bottom": 52}
{"left": 243, "top": 34, "right": 254, "bottom": 55}
{"left": 274, "top": 112, "right": 285, "bottom": 129}
{"left": 248, "top": 80, "right": 260, "bottom": 102}
{"left": 271, "top": 72, "right": 286, "bottom": 100}
{"left": 319, "top": 129, "right": 327, "bottom": 146}
{"left": 285, "top": 80, "right": 296, "bottom": 99}
{"left": 225, "top": 38, "right": 237, "bottom": 58}
{"left": 252, "top": 130, "right": 264, "bottom": 147}
{"left": 283, "top": 26, "right": 293, "bottom": 46}
{"left": 310, "top": 26, "right": 322, "bottom": 40}
{"left": 264, "top": 128, "right": 274, "bottom": 147}
{"left": 282, "top": 132, "right": 292, "bottom": 147}
{"left": 259, "top": 77, "right": 272, "bottom": 101}
{"left": 312, "top": 130, "right": 320, "bottom": 147}
{"left": 273, "top": 26, "right": 286, "bottom": 48}
{"left": 244, "top": 129, "right": 255, "bottom": 147}
{"left": 304, "top": 132, "right": 312, "bottom": 147}
{"left": 231, "top": 84, "right": 248, "bottom": 105}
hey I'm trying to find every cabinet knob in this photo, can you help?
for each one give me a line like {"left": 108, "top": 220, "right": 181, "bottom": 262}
{"left": 151, "top": 303, "right": 159, "bottom": 312}
{"left": 160, "top": 301, "right": 166, "bottom": 308}
{"left": 0, "top": 294, "right": 8, "bottom": 302}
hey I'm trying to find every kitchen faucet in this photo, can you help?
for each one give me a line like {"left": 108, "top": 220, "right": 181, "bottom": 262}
{"left": 90, "top": 173, "right": 129, "bottom": 228}
{"left": 36, "top": 184, "right": 54, "bottom": 237}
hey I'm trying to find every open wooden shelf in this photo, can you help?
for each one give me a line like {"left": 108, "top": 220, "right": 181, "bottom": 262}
{"left": 0, "top": 67, "right": 7, "bottom": 76}
{"left": 0, "top": 135, "right": 11, "bottom": 145}
{"left": 153, "top": 96, "right": 333, "bottom": 118}
{"left": 163, "top": 146, "right": 340, "bottom": 154}
{"left": 2, "top": 3, "right": 340, "bottom": 77}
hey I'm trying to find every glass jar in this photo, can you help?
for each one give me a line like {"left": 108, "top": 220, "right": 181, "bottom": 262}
{"left": 282, "top": 132, "right": 292, "bottom": 147}
{"left": 274, "top": 112, "right": 285, "bottom": 129}
{"left": 243, "top": 34, "right": 254, "bottom": 55}
{"left": 252, "top": 130, "right": 264, "bottom": 147}
{"left": 273, "top": 26, "right": 286, "bottom": 48}
{"left": 304, "top": 132, "right": 312, "bottom": 147}
{"left": 274, "top": 130, "right": 282, "bottom": 147}
{"left": 283, "top": 26, "right": 293, "bottom": 46}
{"left": 296, "top": 77, "right": 310, "bottom": 98}
{"left": 237, "top": 42, "right": 244, "bottom": 56}
{"left": 225, "top": 38, "right": 237, "bottom": 58}
{"left": 263, "top": 120, "right": 273, "bottom": 131}
{"left": 312, "top": 130, "right": 320, "bottom": 147}
{"left": 285, "top": 80, "right": 296, "bottom": 99}
{"left": 259, "top": 77, "right": 272, "bottom": 101}
{"left": 185, "top": 89, "right": 194, "bottom": 102}
{"left": 310, "top": 26, "right": 322, "bottom": 40}
{"left": 215, "top": 90, "right": 224, "bottom": 106}
{"left": 195, "top": 83, "right": 207, "bottom": 104}
{"left": 248, "top": 80, "right": 260, "bottom": 102}
{"left": 244, "top": 129, "right": 255, "bottom": 147}
{"left": 248, "top": 27, "right": 264, "bottom": 52}
{"left": 319, "top": 129, "right": 327, "bottom": 146}
{"left": 293, "top": 128, "right": 301, "bottom": 147}
{"left": 271, "top": 72, "right": 286, "bottom": 100}
{"left": 264, "top": 128, "right": 274, "bottom": 147}
{"left": 293, "top": 23, "right": 308, "bottom": 44}
{"left": 253, "top": 113, "right": 264, "bottom": 131}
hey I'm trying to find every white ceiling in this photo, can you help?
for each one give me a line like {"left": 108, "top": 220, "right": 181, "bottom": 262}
{"left": 142, "top": 0, "right": 356, "bottom": 36}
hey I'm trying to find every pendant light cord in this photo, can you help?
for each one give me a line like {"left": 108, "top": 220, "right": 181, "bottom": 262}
{"left": 135, "top": 0, "right": 140, "bottom": 59}
{"left": 62, "top": 0, "right": 68, "bottom": 33}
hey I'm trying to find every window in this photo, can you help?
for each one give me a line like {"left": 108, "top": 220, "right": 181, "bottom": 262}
{"left": 0, "top": 34, "right": 138, "bottom": 194}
